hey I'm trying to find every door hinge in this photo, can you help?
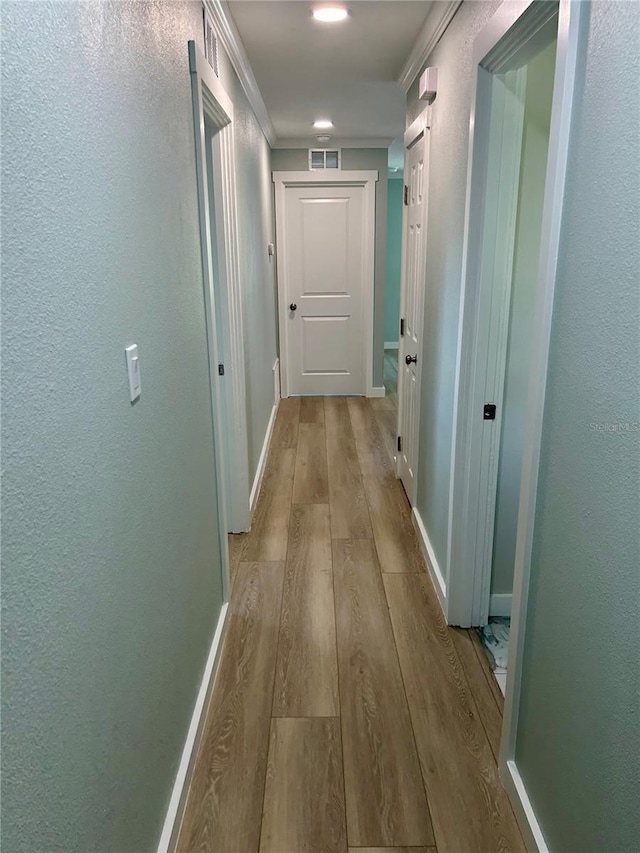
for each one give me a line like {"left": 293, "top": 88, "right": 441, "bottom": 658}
{"left": 218, "top": 363, "right": 225, "bottom": 376}
{"left": 400, "top": 318, "right": 405, "bottom": 337}
{"left": 397, "top": 436, "right": 403, "bottom": 452}
{"left": 404, "top": 185, "right": 409, "bottom": 206}
{"left": 483, "top": 403, "right": 496, "bottom": 420}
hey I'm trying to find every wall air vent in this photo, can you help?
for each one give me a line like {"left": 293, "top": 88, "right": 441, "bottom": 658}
{"left": 203, "top": 5, "right": 219, "bottom": 76}
{"left": 309, "top": 149, "right": 342, "bottom": 170}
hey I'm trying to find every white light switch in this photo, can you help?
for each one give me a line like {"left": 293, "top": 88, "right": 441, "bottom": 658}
{"left": 125, "top": 344, "right": 141, "bottom": 402}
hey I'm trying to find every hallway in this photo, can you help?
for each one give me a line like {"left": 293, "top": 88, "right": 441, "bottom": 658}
{"left": 178, "top": 396, "right": 524, "bottom": 853}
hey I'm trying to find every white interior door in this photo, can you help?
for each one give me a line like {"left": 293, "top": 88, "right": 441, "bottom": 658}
{"left": 397, "top": 116, "right": 430, "bottom": 502}
{"left": 281, "top": 183, "right": 366, "bottom": 395}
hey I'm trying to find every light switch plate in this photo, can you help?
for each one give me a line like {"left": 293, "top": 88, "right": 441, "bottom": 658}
{"left": 125, "top": 344, "right": 141, "bottom": 402}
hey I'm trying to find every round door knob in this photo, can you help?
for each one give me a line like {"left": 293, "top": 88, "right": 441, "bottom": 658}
{"left": 289, "top": 303, "right": 297, "bottom": 312}
{"left": 405, "top": 354, "right": 417, "bottom": 365}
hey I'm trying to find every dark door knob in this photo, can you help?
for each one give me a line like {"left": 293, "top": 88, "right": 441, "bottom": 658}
{"left": 289, "top": 303, "right": 297, "bottom": 312}
{"left": 405, "top": 354, "right": 417, "bottom": 365}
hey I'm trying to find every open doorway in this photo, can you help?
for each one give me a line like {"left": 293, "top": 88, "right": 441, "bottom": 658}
{"left": 189, "top": 41, "right": 251, "bottom": 551}
{"left": 372, "top": 170, "right": 404, "bottom": 463}
{"left": 446, "top": 0, "right": 582, "bottom": 689}
{"left": 477, "top": 37, "right": 558, "bottom": 694}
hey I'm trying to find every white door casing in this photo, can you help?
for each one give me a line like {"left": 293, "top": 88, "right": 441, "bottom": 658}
{"left": 273, "top": 171, "right": 378, "bottom": 397}
{"left": 397, "top": 108, "right": 431, "bottom": 504}
{"left": 189, "top": 41, "right": 252, "bottom": 540}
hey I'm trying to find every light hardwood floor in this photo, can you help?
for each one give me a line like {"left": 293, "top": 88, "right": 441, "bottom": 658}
{"left": 178, "top": 396, "right": 522, "bottom": 853}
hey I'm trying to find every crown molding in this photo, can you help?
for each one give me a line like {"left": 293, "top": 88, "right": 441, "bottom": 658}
{"left": 397, "top": 0, "right": 462, "bottom": 93}
{"left": 204, "top": 0, "right": 277, "bottom": 146}
{"left": 273, "top": 137, "right": 394, "bottom": 150}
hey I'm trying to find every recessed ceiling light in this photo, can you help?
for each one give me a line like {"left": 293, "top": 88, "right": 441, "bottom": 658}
{"left": 313, "top": 119, "right": 334, "bottom": 129}
{"left": 312, "top": 6, "right": 349, "bottom": 23}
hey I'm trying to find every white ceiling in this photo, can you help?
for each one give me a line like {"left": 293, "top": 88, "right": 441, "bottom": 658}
{"left": 227, "top": 0, "right": 434, "bottom": 144}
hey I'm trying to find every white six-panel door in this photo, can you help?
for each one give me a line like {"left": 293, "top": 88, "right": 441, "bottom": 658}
{"left": 397, "top": 115, "right": 430, "bottom": 503}
{"left": 273, "top": 171, "right": 378, "bottom": 398}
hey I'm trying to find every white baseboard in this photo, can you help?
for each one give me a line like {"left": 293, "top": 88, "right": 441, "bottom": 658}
{"left": 412, "top": 507, "right": 447, "bottom": 616}
{"left": 384, "top": 341, "right": 399, "bottom": 350}
{"left": 272, "top": 357, "right": 280, "bottom": 403}
{"left": 502, "top": 759, "right": 549, "bottom": 852}
{"left": 490, "top": 593, "right": 513, "bottom": 618}
{"left": 367, "top": 386, "right": 386, "bottom": 398}
{"left": 157, "top": 602, "right": 229, "bottom": 853}
{"left": 249, "top": 399, "right": 279, "bottom": 515}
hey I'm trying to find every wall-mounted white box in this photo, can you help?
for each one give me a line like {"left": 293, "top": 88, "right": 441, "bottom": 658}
{"left": 419, "top": 66, "right": 438, "bottom": 102}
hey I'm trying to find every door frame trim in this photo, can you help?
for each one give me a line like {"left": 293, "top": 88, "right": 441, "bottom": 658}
{"left": 396, "top": 105, "right": 431, "bottom": 504}
{"left": 442, "top": 1, "right": 585, "bottom": 848}
{"left": 272, "top": 170, "right": 379, "bottom": 398}
{"left": 189, "top": 41, "right": 251, "bottom": 548}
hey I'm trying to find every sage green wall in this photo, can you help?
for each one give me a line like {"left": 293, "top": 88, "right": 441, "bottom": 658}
{"left": 516, "top": 3, "right": 640, "bottom": 849}
{"left": 408, "top": 0, "right": 502, "bottom": 569}
{"left": 0, "top": 1, "right": 274, "bottom": 850}
{"left": 271, "top": 147, "right": 388, "bottom": 387}
{"left": 384, "top": 178, "right": 403, "bottom": 345}
{"left": 491, "top": 40, "right": 556, "bottom": 596}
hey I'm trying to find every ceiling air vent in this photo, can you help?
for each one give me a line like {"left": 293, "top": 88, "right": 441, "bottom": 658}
{"left": 309, "top": 149, "right": 342, "bottom": 170}
{"left": 203, "top": 5, "right": 219, "bottom": 77}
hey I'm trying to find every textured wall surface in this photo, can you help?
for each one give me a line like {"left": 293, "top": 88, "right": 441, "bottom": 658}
{"left": 384, "top": 178, "right": 403, "bottom": 344}
{"left": 516, "top": 3, "right": 640, "bottom": 849}
{"left": 408, "top": 0, "right": 502, "bottom": 568}
{"left": 1, "top": 2, "right": 234, "bottom": 851}
{"left": 271, "top": 147, "right": 388, "bottom": 388}
{"left": 491, "top": 41, "right": 555, "bottom": 596}
{"left": 216, "top": 49, "right": 278, "bottom": 479}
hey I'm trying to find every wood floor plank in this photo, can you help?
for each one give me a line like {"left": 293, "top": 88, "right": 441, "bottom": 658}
{"left": 374, "top": 409, "right": 398, "bottom": 465}
{"left": 325, "top": 396, "right": 354, "bottom": 439}
{"left": 227, "top": 532, "right": 247, "bottom": 590}
{"left": 260, "top": 718, "right": 347, "bottom": 853}
{"left": 273, "top": 503, "right": 338, "bottom": 716}
{"left": 333, "top": 539, "right": 435, "bottom": 848}
{"left": 369, "top": 396, "right": 396, "bottom": 412}
{"left": 450, "top": 627, "right": 503, "bottom": 762}
{"left": 327, "top": 438, "right": 373, "bottom": 539}
{"left": 176, "top": 562, "right": 285, "bottom": 853}
{"left": 347, "top": 397, "right": 389, "bottom": 462}
{"left": 383, "top": 574, "right": 525, "bottom": 853}
{"left": 271, "top": 396, "right": 300, "bottom": 449}
{"left": 300, "top": 395, "right": 325, "bottom": 423}
{"left": 242, "top": 448, "right": 295, "bottom": 562}
{"left": 469, "top": 626, "right": 506, "bottom": 711}
{"left": 293, "top": 421, "right": 329, "bottom": 503}
{"left": 358, "top": 452, "right": 425, "bottom": 574}
{"left": 349, "top": 848, "right": 436, "bottom": 853}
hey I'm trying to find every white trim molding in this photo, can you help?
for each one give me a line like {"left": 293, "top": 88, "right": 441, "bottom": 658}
{"left": 412, "top": 508, "right": 447, "bottom": 616}
{"left": 489, "top": 593, "right": 513, "bottom": 618}
{"left": 203, "top": 0, "right": 276, "bottom": 145}
{"left": 397, "top": 1, "right": 462, "bottom": 93}
{"left": 249, "top": 400, "right": 279, "bottom": 516}
{"left": 383, "top": 341, "right": 399, "bottom": 350}
{"left": 502, "top": 761, "right": 550, "bottom": 853}
{"left": 368, "top": 386, "right": 386, "bottom": 399}
{"left": 157, "top": 602, "right": 229, "bottom": 853}
{"left": 272, "top": 169, "right": 379, "bottom": 399}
